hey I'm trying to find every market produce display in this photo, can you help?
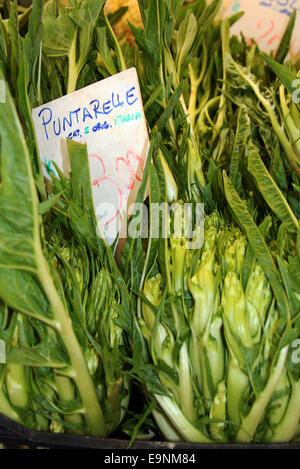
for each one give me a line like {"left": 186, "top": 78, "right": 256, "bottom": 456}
{"left": 0, "top": 0, "right": 299, "bottom": 445}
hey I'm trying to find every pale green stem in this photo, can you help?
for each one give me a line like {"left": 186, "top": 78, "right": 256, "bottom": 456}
{"left": 188, "top": 63, "right": 203, "bottom": 130}
{"left": 270, "top": 380, "right": 300, "bottom": 443}
{"left": 37, "top": 253, "right": 106, "bottom": 437}
{"left": 104, "top": 13, "right": 126, "bottom": 72}
{"left": 155, "top": 394, "right": 212, "bottom": 443}
{"left": 55, "top": 375, "right": 83, "bottom": 435}
{"left": 37, "top": 42, "right": 43, "bottom": 107}
{"left": 162, "top": 44, "right": 205, "bottom": 187}
{"left": 279, "top": 84, "right": 300, "bottom": 156}
{"left": 209, "top": 380, "right": 227, "bottom": 442}
{"left": 67, "top": 31, "right": 79, "bottom": 94}
{"left": 0, "top": 389, "right": 21, "bottom": 423}
{"left": 161, "top": 50, "right": 177, "bottom": 139}
{"left": 159, "top": 201, "right": 179, "bottom": 331}
{"left": 236, "top": 346, "right": 289, "bottom": 443}
{"left": 227, "top": 354, "right": 249, "bottom": 428}
{"left": 152, "top": 408, "right": 182, "bottom": 442}
{"left": 188, "top": 65, "right": 198, "bottom": 129}
{"left": 5, "top": 364, "right": 28, "bottom": 408}
{"left": 189, "top": 332, "right": 202, "bottom": 394}
{"left": 198, "top": 96, "right": 221, "bottom": 135}
{"left": 211, "top": 20, "right": 229, "bottom": 144}
{"left": 179, "top": 342, "right": 196, "bottom": 423}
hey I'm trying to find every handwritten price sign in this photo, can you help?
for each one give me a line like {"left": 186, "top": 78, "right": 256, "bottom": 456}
{"left": 32, "top": 68, "right": 149, "bottom": 245}
{"left": 225, "top": 0, "right": 300, "bottom": 61}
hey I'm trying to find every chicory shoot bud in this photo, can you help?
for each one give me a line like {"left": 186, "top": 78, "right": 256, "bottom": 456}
{"left": 170, "top": 236, "right": 186, "bottom": 295}
{"left": 5, "top": 316, "right": 29, "bottom": 410}
{"left": 224, "top": 236, "right": 247, "bottom": 275}
{"left": 159, "top": 151, "right": 178, "bottom": 203}
{"left": 207, "top": 311, "right": 225, "bottom": 394}
{"left": 186, "top": 139, "right": 206, "bottom": 199}
{"left": 50, "top": 416, "right": 63, "bottom": 434}
{"left": 142, "top": 274, "right": 163, "bottom": 333}
{"left": 85, "top": 347, "right": 99, "bottom": 376}
{"left": 203, "top": 224, "right": 218, "bottom": 253}
{"left": 108, "top": 301, "right": 123, "bottom": 348}
{"left": 246, "top": 264, "right": 272, "bottom": 344}
{"left": 209, "top": 380, "right": 227, "bottom": 441}
{"left": 226, "top": 354, "right": 249, "bottom": 429}
{"left": 189, "top": 250, "right": 218, "bottom": 337}
{"left": 222, "top": 271, "right": 253, "bottom": 367}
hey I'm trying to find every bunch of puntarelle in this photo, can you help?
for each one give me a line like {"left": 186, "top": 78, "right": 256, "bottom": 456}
{"left": 0, "top": 0, "right": 299, "bottom": 445}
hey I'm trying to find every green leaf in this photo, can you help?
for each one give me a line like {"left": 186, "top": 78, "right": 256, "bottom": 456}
{"left": 21, "top": 0, "right": 43, "bottom": 78}
{"left": 42, "top": 0, "right": 57, "bottom": 18}
{"left": 277, "top": 257, "right": 299, "bottom": 318}
{"left": 275, "top": 9, "right": 296, "bottom": 64}
{"left": 259, "top": 127, "right": 288, "bottom": 193}
{"left": 69, "top": 0, "right": 105, "bottom": 29}
{"left": 127, "top": 398, "right": 157, "bottom": 449}
{"left": 95, "top": 27, "right": 117, "bottom": 76}
{"left": 212, "top": 11, "right": 244, "bottom": 43}
{"left": 0, "top": 15, "right": 9, "bottom": 74}
{"left": 155, "top": 82, "right": 183, "bottom": 131}
{"left": 0, "top": 269, "right": 53, "bottom": 325}
{"left": 66, "top": 139, "right": 102, "bottom": 253}
{"left": 107, "top": 6, "right": 129, "bottom": 26}
{"left": 42, "top": 13, "right": 76, "bottom": 58}
{"left": 6, "top": 345, "right": 68, "bottom": 368}
{"left": 297, "top": 223, "right": 300, "bottom": 258}
{"left": 17, "top": 53, "right": 47, "bottom": 201}
{"left": 130, "top": 361, "right": 172, "bottom": 397}
{"left": 68, "top": 139, "right": 93, "bottom": 217}
{"left": 45, "top": 58, "right": 63, "bottom": 100}
{"left": 70, "top": 0, "right": 106, "bottom": 72}
{"left": 144, "top": 84, "right": 164, "bottom": 111}
{"left": 223, "top": 172, "right": 290, "bottom": 320}
{"left": 262, "top": 53, "right": 300, "bottom": 111}
{"left": 38, "top": 191, "right": 64, "bottom": 216}
{"left": 176, "top": 11, "right": 197, "bottom": 79}
{"left": 0, "top": 77, "right": 106, "bottom": 437}
{"left": 130, "top": 0, "right": 166, "bottom": 84}
{"left": 7, "top": 0, "right": 19, "bottom": 92}
{"left": 229, "top": 105, "right": 250, "bottom": 187}
{"left": 0, "top": 313, "right": 18, "bottom": 349}
{"left": 198, "top": 0, "right": 221, "bottom": 28}
{"left": 0, "top": 73, "right": 40, "bottom": 273}
{"left": 247, "top": 140, "right": 299, "bottom": 234}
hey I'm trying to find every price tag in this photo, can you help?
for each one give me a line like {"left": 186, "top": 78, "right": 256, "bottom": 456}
{"left": 32, "top": 68, "right": 149, "bottom": 244}
{"left": 225, "top": 0, "right": 300, "bottom": 62}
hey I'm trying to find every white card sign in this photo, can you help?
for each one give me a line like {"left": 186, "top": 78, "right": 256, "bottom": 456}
{"left": 32, "top": 68, "right": 149, "bottom": 244}
{"left": 225, "top": 0, "right": 300, "bottom": 62}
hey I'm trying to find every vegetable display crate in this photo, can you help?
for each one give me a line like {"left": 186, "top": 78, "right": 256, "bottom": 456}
{"left": 1, "top": 0, "right": 300, "bottom": 452}
{"left": 0, "top": 413, "right": 299, "bottom": 450}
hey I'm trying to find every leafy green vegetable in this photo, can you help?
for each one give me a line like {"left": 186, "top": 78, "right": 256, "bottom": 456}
{"left": 0, "top": 0, "right": 299, "bottom": 446}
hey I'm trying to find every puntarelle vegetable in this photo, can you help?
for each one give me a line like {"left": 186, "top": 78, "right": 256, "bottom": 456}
{"left": 0, "top": 0, "right": 299, "bottom": 445}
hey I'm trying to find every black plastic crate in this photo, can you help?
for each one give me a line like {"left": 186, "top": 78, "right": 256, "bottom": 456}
{"left": 1, "top": 413, "right": 300, "bottom": 450}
